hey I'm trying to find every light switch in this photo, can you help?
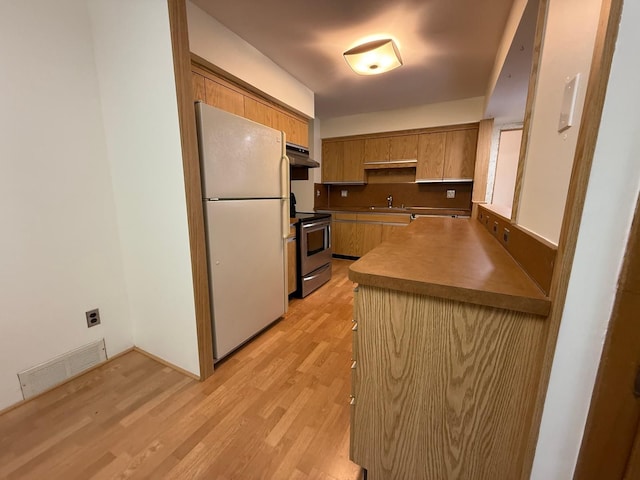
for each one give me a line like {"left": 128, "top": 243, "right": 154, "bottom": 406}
{"left": 558, "top": 74, "right": 580, "bottom": 132}
{"left": 446, "top": 189, "right": 456, "bottom": 199}
{"left": 341, "top": 190, "right": 348, "bottom": 197}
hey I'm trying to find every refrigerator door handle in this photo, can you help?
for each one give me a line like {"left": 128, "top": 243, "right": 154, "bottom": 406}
{"left": 281, "top": 152, "right": 290, "bottom": 240}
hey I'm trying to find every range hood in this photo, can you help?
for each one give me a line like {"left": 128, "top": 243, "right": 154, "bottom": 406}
{"left": 286, "top": 143, "right": 319, "bottom": 168}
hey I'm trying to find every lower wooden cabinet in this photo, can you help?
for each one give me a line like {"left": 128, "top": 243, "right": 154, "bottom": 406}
{"left": 287, "top": 225, "right": 297, "bottom": 295}
{"left": 357, "top": 223, "right": 382, "bottom": 257}
{"left": 332, "top": 213, "right": 410, "bottom": 257}
{"left": 350, "top": 285, "right": 547, "bottom": 479}
{"left": 332, "top": 215, "right": 358, "bottom": 257}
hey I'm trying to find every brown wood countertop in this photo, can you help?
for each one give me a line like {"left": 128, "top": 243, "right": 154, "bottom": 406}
{"left": 348, "top": 217, "right": 551, "bottom": 316}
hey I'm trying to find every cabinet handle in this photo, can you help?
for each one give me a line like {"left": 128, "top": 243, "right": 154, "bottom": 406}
{"left": 349, "top": 395, "right": 356, "bottom": 406}
{"left": 351, "top": 360, "right": 357, "bottom": 369}
{"left": 352, "top": 323, "right": 358, "bottom": 331}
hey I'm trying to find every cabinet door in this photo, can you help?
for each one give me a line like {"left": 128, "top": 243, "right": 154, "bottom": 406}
{"left": 342, "top": 139, "right": 365, "bottom": 183}
{"left": 204, "top": 78, "right": 244, "bottom": 116}
{"left": 244, "top": 97, "right": 277, "bottom": 128}
{"left": 322, "top": 141, "right": 343, "bottom": 183}
{"left": 333, "top": 220, "right": 359, "bottom": 256}
{"left": 357, "top": 223, "right": 382, "bottom": 256}
{"left": 381, "top": 224, "right": 406, "bottom": 243}
{"left": 389, "top": 135, "right": 418, "bottom": 161}
{"left": 364, "top": 137, "right": 390, "bottom": 162}
{"left": 284, "top": 115, "right": 309, "bottom": 148}
{"left": 287, "top": 236, "right": 297, "bottom": 295}
{"left": 444, "top": 129, "right": 478, "bottom": 181}
{"left": 192, "top": 72, "right": 206, "bottom": 102}
{"left": 416, "top": 132, "right": 446, "bottom": 181}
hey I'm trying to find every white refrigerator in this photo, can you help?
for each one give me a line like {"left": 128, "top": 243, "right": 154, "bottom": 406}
{"left": 195, "top": 102, "right": 289, "bottom": 361}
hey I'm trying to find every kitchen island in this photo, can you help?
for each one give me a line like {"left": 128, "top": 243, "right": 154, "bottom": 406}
{"left": 348, "top": 216, "right": 550, "bottom": 480}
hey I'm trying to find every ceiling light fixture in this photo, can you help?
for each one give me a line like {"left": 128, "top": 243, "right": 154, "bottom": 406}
{"left": 343, "top": 38, "right": 403, "bottom": 76}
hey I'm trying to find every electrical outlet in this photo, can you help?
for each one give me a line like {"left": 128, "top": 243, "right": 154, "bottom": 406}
{"left": 341, "top": 190, "right": 348, "bottom": 197}
{"left": 446, "top": 189, "right": 456, "bottom": 199}
{"left": 316, "top": 189, "right": 321, "bottom": 197}
{"left": 86, "top": 308, "right": 101, "bottom": 328}
{"left": 503, "top": 228, "right": 510, "bottom": 244}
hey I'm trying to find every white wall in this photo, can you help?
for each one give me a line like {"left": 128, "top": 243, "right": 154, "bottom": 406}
{"left": 531, "top": 0, "right": 640, "bottom": 477}
{"left": 0, "top": 0, "right": 132, "bottom": 410}
{"left": 320, "top": 97, "right": 485, "bottom": 139}
{"left": 88, "top": 0, "right": 200, "bottom": 376}
{"left": 484, "top": 0, "right": 529, "bottom": 111}
{"left": 490, "top": 129, "right": 523, "bottom": 214}
{"left": 516, "top": 0, "right": 602, "bottom": 244}
{"left": 186, "top": 1, "right": 314, "bottom": 119}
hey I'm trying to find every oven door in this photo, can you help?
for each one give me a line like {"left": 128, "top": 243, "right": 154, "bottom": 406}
{"left": 300, "top": 220, "right": 332, "bottom": 274}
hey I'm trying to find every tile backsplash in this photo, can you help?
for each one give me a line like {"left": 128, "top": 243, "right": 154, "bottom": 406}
{"left": 315, "top": 182, "right": 472, "bottom": 210}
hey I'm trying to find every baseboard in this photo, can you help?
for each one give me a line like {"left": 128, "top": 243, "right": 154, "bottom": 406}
{"left": 133, "top": 347, "right": 201, "bottom": 381}
{"left": 0, "top": 346, "right": 135, "bottom": 417}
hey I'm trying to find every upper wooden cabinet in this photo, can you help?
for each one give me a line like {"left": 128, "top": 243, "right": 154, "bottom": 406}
{"left": 390, "top": 135, "right": 419, "bottom": 161}
{"left": 280, "top": 112, "right": 308, "bottom": 147}
{"left": 364, "top": 135, "right": 418, "bottom": 163}
{"left": 191, "top": 67, "right": 309, "bottom": 148}
{"left": 443, "top": 129, "right": 478, "bottom": 181}
{"left": 323, "top": 122, "right": 479, "bottom": 185}
{"left": 364, "top": 137, "right": 389, "bottom": 163}
{"left": 204, "top": 77, "right": 244, "bottom": 117}
{"left": 416, "top": 132, "right": 446, "bottom": 181}
{"left": 244, "top": 97, "right": 275, "bottom": 127}
{"left": 416, "top": 128, "right": 478, "bottom": 182}
{"left": 322, "top": 139, "right": 365, "bottom": 184}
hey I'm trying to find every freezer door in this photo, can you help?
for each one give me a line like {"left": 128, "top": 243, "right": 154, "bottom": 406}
{"left": 196, "top": 102, "right": 285, "bottom": 199}
{"left": 204, "top": 199, "right": 287, "bottom": 360}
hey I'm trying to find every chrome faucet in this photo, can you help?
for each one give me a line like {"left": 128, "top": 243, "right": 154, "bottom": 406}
{"left": 387, "top": 195, "right": 393, "bottom": 208}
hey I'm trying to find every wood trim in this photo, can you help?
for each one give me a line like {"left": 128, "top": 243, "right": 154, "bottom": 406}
{"left": 167, "top": 0, "right": 214, "bottom": 380}
{"left": 191, "top": 55, "right": 309, "bottom": 123}
{"left": 574, "top": 195, "right": 640, "bottom": 479}
{"left": 521, "top": 0, "right": 625, "bottom": 475}
{"left": 323, "top": 122, "right": 480, "bottom": 142}
{"left": 133, "top": 347, "right": 201, "bottom": 381}
{"left": 0, "top": 347, "right": 135, "bottom": 417}
{"left": 471, "top": 118, "right": 494, "bottom": 204}
{"left": 363, "top": 161, "right": 417, "bottom": 170}
{"left": 511, "top": 0, "right": 549, "bottom": 223}
{"left": 477, "top": 204, "right": 556, "bottom": 295}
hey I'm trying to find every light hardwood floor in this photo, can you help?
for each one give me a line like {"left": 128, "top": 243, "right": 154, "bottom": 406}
{"left": 0, "top": 259, "right": 362, "bottom": 480}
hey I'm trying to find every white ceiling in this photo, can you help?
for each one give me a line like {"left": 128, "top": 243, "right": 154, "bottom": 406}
{"left": 191, "top": 0, "right": 518, "bottom": 119}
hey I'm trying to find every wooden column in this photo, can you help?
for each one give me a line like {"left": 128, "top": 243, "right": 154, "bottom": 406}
{"left": 167, "top": 0, "right": 214, "bottom": 379}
